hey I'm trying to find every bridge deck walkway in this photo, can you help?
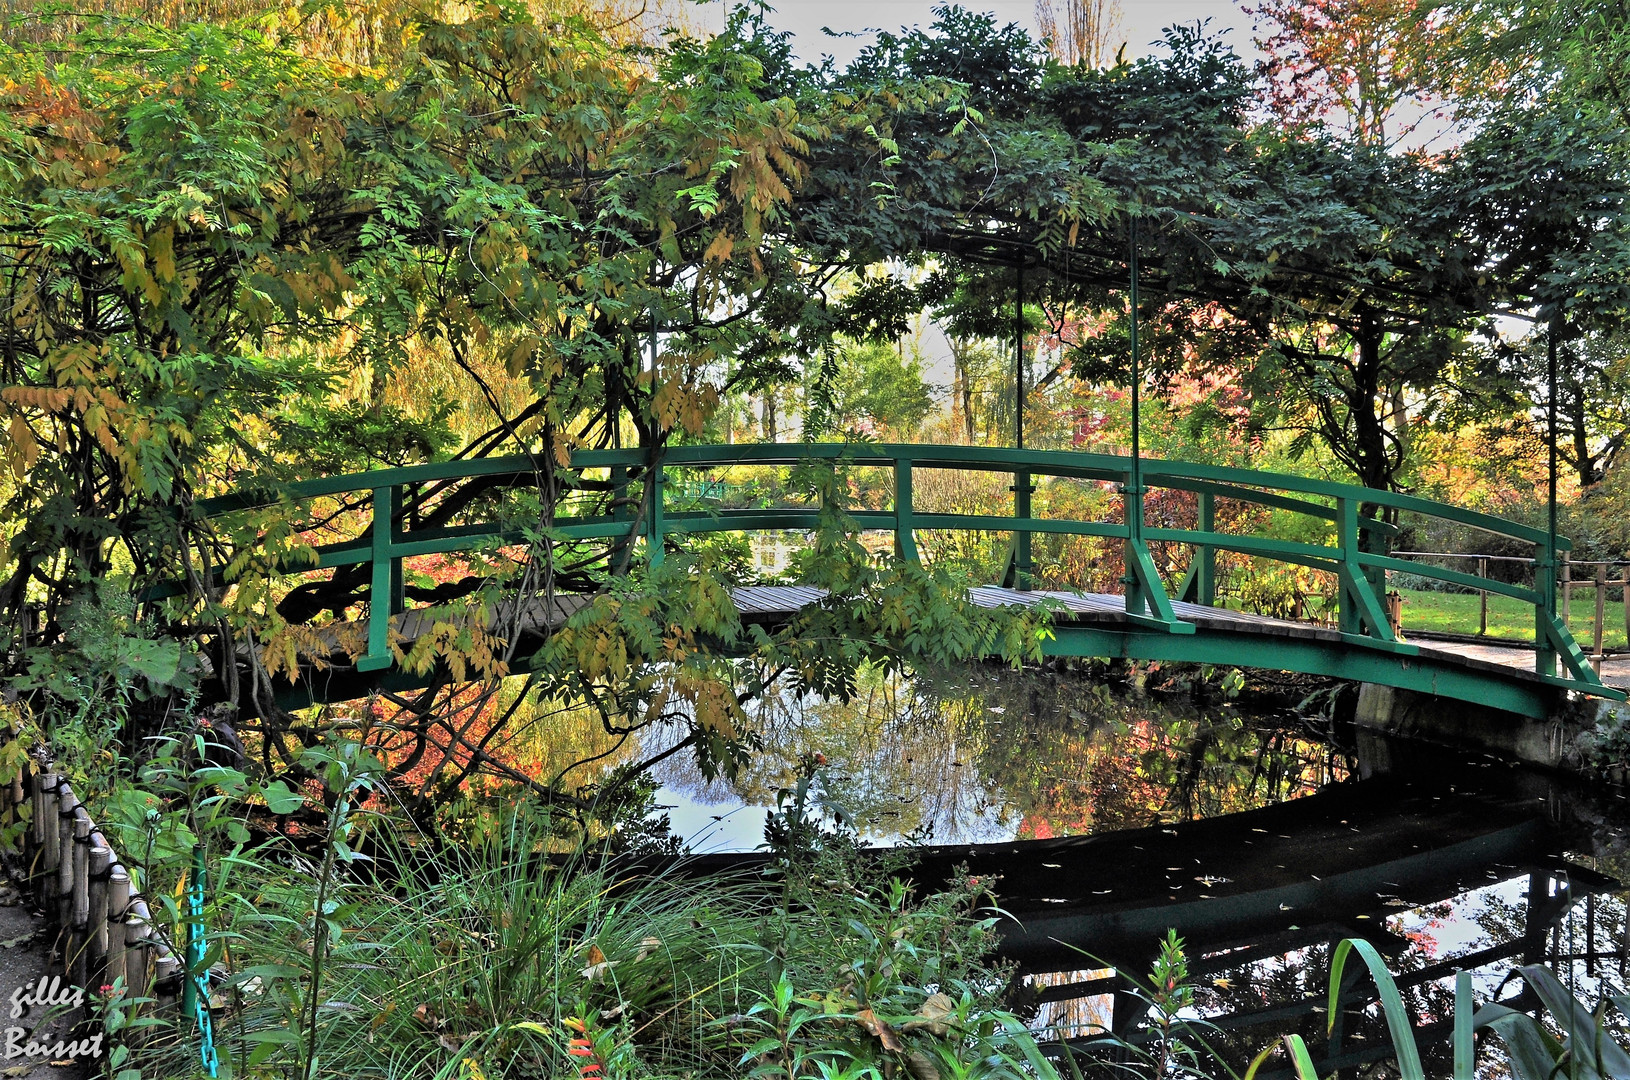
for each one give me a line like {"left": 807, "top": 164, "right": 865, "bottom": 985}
{"left": 384, "top": 584, "right": 1624, "bottom": 690}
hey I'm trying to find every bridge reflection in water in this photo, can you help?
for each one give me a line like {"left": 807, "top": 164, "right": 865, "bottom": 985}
{"left": 1001, "top": 754, "right": 1629, "bottom": 1078}
{"left": 675, "top": 773, "right": 1626, "bottom": 1077}
{"left": 645, "top": 665, "right": 1630, "bottom": 1078}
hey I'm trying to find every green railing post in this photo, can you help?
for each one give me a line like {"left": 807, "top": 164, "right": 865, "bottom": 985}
{"left": 1179, "top": 491, "right": 1216, "bottom": 606}
{"left": 1335, "top": 496, "right": 1394, "bottom": 644}
{"left": 1363, "top": 509, "right": 1389, "bottom": 604}
{"left": 1012, "top": 468, "right": 1033, "bottom": 590}
{"left": 1123, "top": 475, "right": 1146, "bottom": 611}
{"left": 1337, "top": 497, "right": 1358, "bottom": 638}
{"left": 647, "top": 460, "right": 665, "bottom": 568}
{"left": 358, "top": 484, "right": 398, "bottom": 672}
{"left": 895, "top": 458, "right": 920, "bottom": 562}
{"left": 1117, "top": 468, "right": 1192, "bottom": 634}
{"left": 609, "top": 464, "right": 631, "bottom": 573}
{"left": 1536, "top": 537, "right": 1558, "bottom": 678}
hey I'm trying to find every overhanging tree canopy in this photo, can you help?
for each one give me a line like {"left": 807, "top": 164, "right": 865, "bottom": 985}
{"left": 3, "top": 2, "right": 1628, "bottom": 805}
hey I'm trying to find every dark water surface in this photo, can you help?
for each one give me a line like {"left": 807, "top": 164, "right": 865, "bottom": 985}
{"left": 638, "top": 665, "right": 1630, "bottom": 1077}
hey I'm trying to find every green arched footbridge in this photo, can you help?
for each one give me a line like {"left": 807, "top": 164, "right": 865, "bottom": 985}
{"left": 187, "top": 443, "right": 1623, "bottom": 719}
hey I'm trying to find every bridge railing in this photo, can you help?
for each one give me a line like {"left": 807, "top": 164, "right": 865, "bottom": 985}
{"left": 186, "top": 442, "right": 1607, "bottom": 694}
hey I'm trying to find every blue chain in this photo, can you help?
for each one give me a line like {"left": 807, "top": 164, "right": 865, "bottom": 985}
{"left": 186, "top": 845, "right": 218, "bottom": 1077}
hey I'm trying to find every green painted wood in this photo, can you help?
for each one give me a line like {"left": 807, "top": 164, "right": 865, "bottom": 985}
{"left": 1008, "top": 468, "right": 1034, "bottom": 590}
{"left": 895, "top": 459, "right": 919, "bottom": 562}
{"left": 1158, "top": 475, "right": 1393, "bottom": 539}
{"left": 1336, "top": 497, "right": 1397, "bottom": 643}
{"left": 1534, "top": 541, "right": 1559, "bottom": 679}
{"left": 1123, "top": 533, "right": 1194, "bottom": 633}
{"left": 1353, "top": 553, "right": 1541, "bottom": 604}
{"left": 913, "top": 514, "right": 1125, "bottom": 538}
{"left": 1175, "top": 491, "right": 1216, "bottom": 606}
{"left": 1143, "top": 527, "right": 1342, "bottom": 570}
{"left": 647, "top": 463, "right": 665, "bottom": 567}
{"left": 358, "top": 485, "right": 396, "bottom": 672}
{"left": 219, "top": 443, "right": 1567, "bottom": 551}
{"left": 1042, "top": 625, "right": 1557, "bottom": 719}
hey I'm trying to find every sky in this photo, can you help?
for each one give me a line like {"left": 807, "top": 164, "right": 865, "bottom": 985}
{"left": 696, "top": 1, "right": 1262, "bottom": 65}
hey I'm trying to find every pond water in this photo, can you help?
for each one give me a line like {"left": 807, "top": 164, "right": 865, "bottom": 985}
{"left": 628, "top": 663, "right": 1630, "bottom": 1077}
{"left": 645, "top": 665, "right": 1349, "bottom": 852}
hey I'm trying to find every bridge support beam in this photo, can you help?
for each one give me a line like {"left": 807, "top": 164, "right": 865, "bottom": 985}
{"left": 1119, "top": 486, "right": 1194, "bottom": 635}
{"left": 1045, "top": 624, "right": 1558, "bottom": 719}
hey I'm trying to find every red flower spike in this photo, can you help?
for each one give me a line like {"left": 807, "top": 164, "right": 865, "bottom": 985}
{"left": 564, "top": 1018, "right": 606, "bottom": 1079}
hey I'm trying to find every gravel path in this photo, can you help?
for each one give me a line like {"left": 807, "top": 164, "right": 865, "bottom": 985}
{"left": 0, "top": 877, "right": 86, "bottom": 1080}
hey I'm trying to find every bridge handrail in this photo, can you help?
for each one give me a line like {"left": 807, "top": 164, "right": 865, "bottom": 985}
{"left": 180, "top": 442, "right": 1601, "bottom": 692}
{"left": 200, "top": 444, "right": 1561, "bottom": 551}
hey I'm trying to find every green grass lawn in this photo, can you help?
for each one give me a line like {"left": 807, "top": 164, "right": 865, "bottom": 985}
{"left": 1394, "top": 586, "right": 1628, "bottom": 650}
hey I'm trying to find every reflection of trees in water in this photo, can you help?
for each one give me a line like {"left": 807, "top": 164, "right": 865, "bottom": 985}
{"left": 651, "top": 663, "right": 1353, "bottom": 845}
{"left": 651, "top": 667, "right": 1007, "bottom": 842}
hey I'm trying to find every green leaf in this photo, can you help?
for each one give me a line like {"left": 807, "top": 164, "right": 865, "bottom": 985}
{"left": 121, "top": 638, "right": 182, "bottom": 686}
{"left": 1282, "top": 1034, "right": 1319, "bottom": 1080}
{"left": 260, "top": 780, "right": 304, "bottom": 815}
{"left": 1474, "top": 1002, "right": 1579, "bottom": 1080}
{"left": 1453, "top": 970, "right": 1474, "bottom": 1080}
{"left": 1509, "top": 963, "right": 1630, "bottom": 1076}
{"left": 1328, "top": 939, "right": 1424, "bottom": 1080}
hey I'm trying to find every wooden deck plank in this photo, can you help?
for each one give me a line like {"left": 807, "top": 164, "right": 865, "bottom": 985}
{"left": 319, "top": 584, "right": 1621, "bottom": 701}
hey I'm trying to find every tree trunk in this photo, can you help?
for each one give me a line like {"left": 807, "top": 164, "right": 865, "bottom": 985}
{"left": 1388, "top": 378, "right": 1410, "bottom": 467}
{"left": 1349, "top": 330, "right": 1394, "bottom": 492}
{"left": 1572, "top": 400, "right": 1596, "bottom": 489}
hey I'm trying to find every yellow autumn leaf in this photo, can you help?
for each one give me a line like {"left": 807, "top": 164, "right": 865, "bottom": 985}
{"left": 703, "top": 230, "right": 734, "bottom": 263}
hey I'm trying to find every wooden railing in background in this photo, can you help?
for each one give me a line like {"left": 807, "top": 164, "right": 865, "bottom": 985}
{"left": 1394, "top": 552, "right": 1629, "bottom": 674}
{"left": 3, "top": 758, "right": 180, "bottom": 1016}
